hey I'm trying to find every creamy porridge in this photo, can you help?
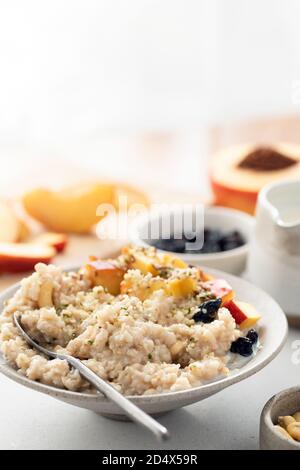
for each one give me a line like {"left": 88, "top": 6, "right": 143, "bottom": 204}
{"left": 0, "top": 246, "right": 261, "bottom": 395}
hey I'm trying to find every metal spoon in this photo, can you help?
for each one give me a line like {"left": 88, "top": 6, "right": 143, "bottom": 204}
{"left": 13, "top": 313, "right": 169, "bottom": 441}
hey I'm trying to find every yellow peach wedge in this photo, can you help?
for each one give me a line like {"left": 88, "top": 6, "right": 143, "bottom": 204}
{"left": 83, "top": 260, "right": 125, "bottom": 295}
{"left": 23, "top": 183, "right": 115, "bottom": 234}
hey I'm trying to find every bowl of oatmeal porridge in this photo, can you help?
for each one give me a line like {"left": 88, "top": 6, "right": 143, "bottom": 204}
{"left": 0, "top": 246, "right": 287, "bottom": 419}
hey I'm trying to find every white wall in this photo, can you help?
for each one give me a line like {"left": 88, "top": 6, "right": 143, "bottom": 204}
{"left": 0, "top": 0, "right": 299, "bottom": 194}
{"left": 0, "top": 1, "right": 298, "bottom": 140}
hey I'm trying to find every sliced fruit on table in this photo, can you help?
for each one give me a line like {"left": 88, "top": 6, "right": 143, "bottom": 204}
{"left": 82, "top": 260, "right": 125, "bottom": 295}
{"left": 0, "top": 201, "right": 19, "bottom": 243}
{"left": 31, "top": 232, "right": 68, "bottom": 253}
{"left": 23, "top": 183, "right": 115, "bottom": 234}
{"left": 211, "top": 143, "right": 300, "bottom": 214}
{"left": 0, "top": 242, "right": 56, "bottom": 273}
{"left": 113, "top": 183, "right": 150, "bottom": 210}
{"left": 17, "top": 218, "right": 31, "bottom": 242}
{"left": 202, "top": 278, "right": 235, "bottom": 305}
{"left": 225, "top": 299, "right": 261, "bottom": 329}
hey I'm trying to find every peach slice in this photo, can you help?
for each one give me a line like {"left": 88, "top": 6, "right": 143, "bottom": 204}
{"left": 23, "top": 183, "right": 115, "bottom": 234}
{"left": 120, "top": 277, "right": 164, "bottom": 301}
{"left": 0, "top": 202, "right": 19, "bottom": 243}
{"left": 160, "top": 253, "right": 187, "bottom": 269}
{"left": 211, "top": 143, "right": 300, "bottom": 214}
{"left": 225, "top": 300, "right": 261, "bottom": 329}
{"left": 199, "top": 270, "right": 215, "bottom": 282}
{"left": 0, "top": 243, "right": 56, "bottom": 273}
{"left": 32, "top": 233, "right": 68, "bottom": 253}
{"left": 83, "top": 260, "right": 125, "bottom": 295}
{"left": 203, "top": 279, "right": 235, "bottom": 305}
{"left": 129, "top": 252, "right": 159, "bottom": 276}
{"left": 123, "top": 246, "right": 188, "bottom": 276}
{"left": 17, "top": 219, "right": 31, "bottom": 242}
{"left": 167, "top": 277, "right": 197, "bottom": 298}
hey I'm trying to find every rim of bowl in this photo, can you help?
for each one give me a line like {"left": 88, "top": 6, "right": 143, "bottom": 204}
{"left": 0, "top": 267, "right": 287, "bottom": 404}
{"left": 129, "top": 205, "right": 254, "bottom": 261}
{"left": 261, "top": 386, "right": 300, "bottom": 448}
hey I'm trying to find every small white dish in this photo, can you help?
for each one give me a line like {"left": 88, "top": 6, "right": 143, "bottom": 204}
{"left": 260, "top": 386, "right": 300, "bottom": 450}
{"left": 129, "top": 206, "right": 254, "bottom": 275}
{"left": 0, "top": 267, "right": 287, "bottom": 420}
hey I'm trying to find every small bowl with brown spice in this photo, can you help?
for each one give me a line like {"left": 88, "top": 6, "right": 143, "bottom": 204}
{"left": 260, "top": 386, "right": 300, "bottom": 450}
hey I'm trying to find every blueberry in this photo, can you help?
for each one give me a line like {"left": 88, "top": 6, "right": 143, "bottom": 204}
{"left": 230, "top": 337, "right": 253, "bottom": 357}
{"left": 221, "top": 242, "right": 240, "bottom": 251}
{"left": 150, "top": 228, "right": 245, "bottom": 254}
{"left": 201, "top": 241, "right": 220, "bottom": 253}
{"left": 193, "top": 298, "right": 222, "bottom": 323}
{"left": 167, "top": 238, "right": 186, "bottom": 253}
{"left": 150, "top": 239, "right": 168, "bottom": 251}
{"left": 246, "top": 329, "right": 258, "bottom": 345}
{"left": 151, "top": 237, "right": 186, "bottom": 253}
{"left": 220, "top": 231, "right": 245, "bottom": 251}
{"left": 205, "top": 229, "right": 222, "bottom": 243}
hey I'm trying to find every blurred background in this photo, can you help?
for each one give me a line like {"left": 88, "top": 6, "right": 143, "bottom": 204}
{"left": 0, "top": 0, "right": 299, "bottom": 196}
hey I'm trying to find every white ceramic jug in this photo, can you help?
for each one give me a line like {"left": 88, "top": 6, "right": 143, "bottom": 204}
{"left": 248, "top": 179, "right": 300, "bottom": 317}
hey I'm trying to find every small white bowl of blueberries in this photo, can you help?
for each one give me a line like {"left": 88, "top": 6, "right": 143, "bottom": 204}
{"left": 129, "top": 206, "right": 254, "bottom": 275}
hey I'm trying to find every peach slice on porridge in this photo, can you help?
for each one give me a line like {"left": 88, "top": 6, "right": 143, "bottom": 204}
{"left": 202, "top": 278, "right": 235, "bottom": 306}
{"left": 81, "top": 259, "right": 125, "bottom": 295}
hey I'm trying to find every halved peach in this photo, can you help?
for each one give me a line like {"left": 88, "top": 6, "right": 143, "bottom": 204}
{"left": 0, "top": 243, "right": 56, "bottom": 273}
{"left": 83, "top": 260, "right": 125, "bottom": 295}
{"left": 211, "top": 143, "right": 300, "bottom": 214}
{"left": 32, "top": 232, "right": 68, "bottom": 253}
{"left": 225, "top": 299, "right": 261, "bottom": 329}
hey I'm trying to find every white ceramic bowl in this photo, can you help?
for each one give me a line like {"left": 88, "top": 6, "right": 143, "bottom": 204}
{"left": 260, "top": 386, "right": 300, "bottom": 450}
{"left": 0, "top": 268, "right": 287, "bottom": 420}
{"left": 129, "top": 206, "right": 254, "bottom": 275}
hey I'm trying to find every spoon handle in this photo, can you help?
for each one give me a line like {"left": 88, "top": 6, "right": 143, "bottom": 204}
{"left": 65, "top": 355, "right": 170, "bottom": 441}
